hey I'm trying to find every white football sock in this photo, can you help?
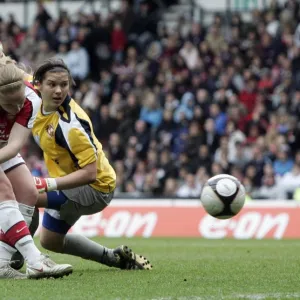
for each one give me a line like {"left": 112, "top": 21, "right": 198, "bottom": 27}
{"left": 15, "top": 235, "right": 41, "bottom": 265}
{"left": 18, "top": 203, "right": 34, "bottom": 227}
{"left": 0, "top": 200, "right": 41, "bottom": 265}
{"left": 0, "top": 240, "right": 16, "bottom": 267}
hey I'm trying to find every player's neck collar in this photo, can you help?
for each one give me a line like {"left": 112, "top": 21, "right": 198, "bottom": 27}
{"left": 41, "top": 104, "right": 56, "bottom": 115}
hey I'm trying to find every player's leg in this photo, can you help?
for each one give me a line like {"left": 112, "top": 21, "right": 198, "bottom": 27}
{"left": 5, "top": 161, "right": 39, "bottom": 270}
{"left": 4, "top": 161, "right": 38, "bottom": 226}
{"left": 62, "top": 187, "right": 152, "bottom": 270}
{"left": 40, "top": 227, "right": 121, "bottom": 267}
{"left": 40, "top": 206, "right": 121, "bottom": 268}
{"left": 0, "top": 169, "right": 29, "bottom": 279}
{"left": 4, "top": 160, "right": 41, "bottom": 243}
{"left": 0, "top": 165, "right": 72, "bottom": 279}
{"left": 6, "top": 159, "right": 59, "bottom": 271}
{"left": 10, "top": 207, "right": 40, "bottom": 270}
{"left": 5, "top": 159, "right": 41, "bottom": 236}
{"left": 0, "top": 167, "right": 42, "bottom": 272}
{"left": 40, "top": 189, "right": 152, "bottom": 270}
{"left": 40, "top": 218, "right": 152, "bottom": 269}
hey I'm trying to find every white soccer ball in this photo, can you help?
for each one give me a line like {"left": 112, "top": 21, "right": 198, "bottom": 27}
{"left": 200, "top": 174, "right": 246, "bottom": 219}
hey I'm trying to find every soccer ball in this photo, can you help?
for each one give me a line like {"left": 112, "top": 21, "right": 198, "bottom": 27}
{"left": 200, "top": 174, "right": 246, "bottom": 219}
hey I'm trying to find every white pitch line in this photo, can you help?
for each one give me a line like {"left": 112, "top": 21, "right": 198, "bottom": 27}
{"left": 233, "top": 293, "right": 300, "bottom": 299}
{"left": 149, "top": 293, "right": 300, "bottom": 300}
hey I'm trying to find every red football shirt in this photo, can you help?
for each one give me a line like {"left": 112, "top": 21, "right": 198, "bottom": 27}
{"left": 0, "top": 81, "right": 41, "bottom": 143}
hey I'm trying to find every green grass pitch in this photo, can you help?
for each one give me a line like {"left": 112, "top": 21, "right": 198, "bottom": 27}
{"left": 2, "top": 238, "right": 300, "bottom": 300}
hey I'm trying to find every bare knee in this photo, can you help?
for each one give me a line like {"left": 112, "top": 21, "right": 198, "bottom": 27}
{"left": 6, "top": 164, "right": 39, "bottom": 206}
{"left": 16, "top": 182, "right": 38, "bottom": 206}
{"left": 24, "top": 184, "right": 38, "bottom": 204}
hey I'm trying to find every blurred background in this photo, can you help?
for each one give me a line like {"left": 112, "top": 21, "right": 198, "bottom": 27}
{"left": 1, "top": 0, "right": 300, "bottom": 200}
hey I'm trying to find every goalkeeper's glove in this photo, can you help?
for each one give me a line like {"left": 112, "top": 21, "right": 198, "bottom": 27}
{"left": 33, "top": 177, "right": 57, "bottom": 193}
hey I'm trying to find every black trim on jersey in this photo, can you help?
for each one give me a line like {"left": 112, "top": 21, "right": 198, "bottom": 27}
{"left": 57, "top": 95, "right": 72, "bottom": 123}
{"left": 74, "top": 114, "right": 98, "bottom": 152}
{"left": 55, "top": 123, "right": 80, "bottom": 169}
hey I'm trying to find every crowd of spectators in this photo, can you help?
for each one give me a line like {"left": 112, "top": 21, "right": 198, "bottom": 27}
{"left": 1, "top": 0, "right": 300, "bottom": 200}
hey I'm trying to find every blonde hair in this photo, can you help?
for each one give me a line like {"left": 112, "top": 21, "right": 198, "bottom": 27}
{"left": 0, "top": 54, "right": 25, "bottom": 96}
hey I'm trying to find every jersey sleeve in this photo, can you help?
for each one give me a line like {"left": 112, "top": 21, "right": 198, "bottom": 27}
{"left": 16, "top": 86, "right": 41, "bottom": 129}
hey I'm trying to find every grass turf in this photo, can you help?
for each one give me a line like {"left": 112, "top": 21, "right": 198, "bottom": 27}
{"left": 1, "top": 238, "right": 300, "bottom": 300}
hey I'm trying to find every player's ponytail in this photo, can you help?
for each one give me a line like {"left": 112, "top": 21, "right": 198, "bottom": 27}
{"left": 33, "top": 58, "right": 74, "bottom": 86}
{"left": 0, "top": 55, "right": 25, "bottom": 96}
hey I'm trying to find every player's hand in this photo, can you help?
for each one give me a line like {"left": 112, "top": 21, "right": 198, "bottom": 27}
{"left": 33, "top": 177, "right": 57, "bottom": 193}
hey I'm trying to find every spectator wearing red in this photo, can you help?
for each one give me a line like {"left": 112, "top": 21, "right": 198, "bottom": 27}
{"left": 239, "top": 77, "right": 258, "bottom": 114}
{"left": 12, "top": 25, "right": 26, "bottom": 48}
{"left": 111, "top": 20, "right": 127, "bottom": 62}
{"left": 258, "top": 68, "right": 273, "bottom": 92}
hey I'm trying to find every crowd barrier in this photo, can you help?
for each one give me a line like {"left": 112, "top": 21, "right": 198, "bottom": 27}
{"left": 36, "top": 200, "right": 300, "bottom": 239}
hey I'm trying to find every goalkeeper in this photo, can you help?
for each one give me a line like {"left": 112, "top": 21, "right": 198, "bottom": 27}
{"left": 11, "top": 58, "right": 152, "bottom": 271}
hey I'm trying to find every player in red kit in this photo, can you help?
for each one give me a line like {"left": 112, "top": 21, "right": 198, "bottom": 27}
{"left": 0, "top": 53, "right": 73, "bottom": 279}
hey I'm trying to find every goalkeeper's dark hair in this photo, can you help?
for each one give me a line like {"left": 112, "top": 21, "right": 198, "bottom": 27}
{"left": 33, "top": 57, "right": 75, "bottom": 86}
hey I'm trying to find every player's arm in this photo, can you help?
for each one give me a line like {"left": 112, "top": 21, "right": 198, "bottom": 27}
{"left": 55, "top": 161, "right": 97, "bottom": 189}
{"left": 34, "top": 161, "right": 97, "bottom": 193}
{"left": 34, "top": 121, "right": 98, "bottom": 193}
{"left": 0, "top": 88, "right": 42, "bottom": 164}
{"left": 0, "top": 123, "right": 30, "bottom": 164}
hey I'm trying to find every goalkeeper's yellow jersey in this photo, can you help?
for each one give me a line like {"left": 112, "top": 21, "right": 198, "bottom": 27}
{"left": 32, "top": 95, "right": 116, "bottom": 193}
